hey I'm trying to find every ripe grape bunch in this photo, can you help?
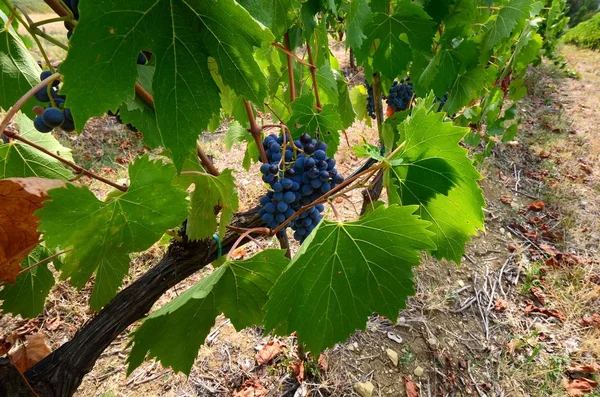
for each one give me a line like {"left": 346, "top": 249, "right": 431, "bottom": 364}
{"left": 366, "top": 82, "right": 376, "bottom": 119}
{"left": 258, "top": 132, "right": 344, "bottom": 242}
{"left": 33, "top": 70, "right": 74, "bottom": 133}
{"left": 385, "top": 78, "right": 414, "bottom": 112}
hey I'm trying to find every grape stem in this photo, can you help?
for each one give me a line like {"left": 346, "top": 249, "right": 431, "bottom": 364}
{"left": 272, "top": 43, "right": 313, "bottom": 68}
{"left": 306, "top": 43, "right": 322, "bottom": 112}
{"left": 372, "top": 72, "right": 384, "bottom": 134}
{"left": 244, "top": 100, "right": 269, "bottom": 163}
{"left": 227, "top": 227, "right": 271, "bottom": 261}
{"left": 284, "top": 32, "right": 297, "bottom": 102}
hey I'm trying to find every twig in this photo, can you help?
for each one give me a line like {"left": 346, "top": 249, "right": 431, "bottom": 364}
{"left": 306, "top": 43, "right": 321, "bottom": 112}
{"left": 264, "top": 101, "right": 284, "bottom": 123}
{"left": 283, "top": 32, "right": 297, "bottom": 102}
{"left": 227, "top": 227, "right": 271, "bottom": 260}
{"left": 244, "top": 101, "right": 268, "bottom": 163}
{"left": 276, "top": 232, "right": 291, "bottom": 258}
{"left": 272, "top": 42, "right": 313, "bottom": 68}
{"left": 196, "top": 143, "right": 219, "bottom": 177}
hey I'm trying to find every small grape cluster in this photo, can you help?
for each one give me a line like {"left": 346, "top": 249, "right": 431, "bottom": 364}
{"left": 258, "top": 132, "right": 344, "bottom": 242}
{"left": 64, "top": 0, "right": 79, "bottom": 40}
{"left": 385, "top": 78, "right": 414, "bottom": 112}
{"left": 366, "top": 82, "right": 376, "bottom": 119}
{"left": 33, "top": 70, "right": 74, "bottom": 133}
{"left": 435, "top": 93, "right": 448, "bottom": 112}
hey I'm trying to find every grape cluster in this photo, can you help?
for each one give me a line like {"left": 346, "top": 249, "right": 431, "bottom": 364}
{"left": 258, "top": 132, "right": 344, "bottom": 242}
{"left": 366, "top": 82, "right": 376, "bottom": 119}
{"left": 435, "top": 93, "right": 448, "bottom": 112}
{"left": 385, "top": 78, "right": 414, "bottom": 112}
{"left": 33, "top": 70, "right": 74, "bottom": 133}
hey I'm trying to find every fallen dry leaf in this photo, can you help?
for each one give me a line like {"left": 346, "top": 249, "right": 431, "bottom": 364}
{"left": 540, "top": 244, "right": 559, "bottom": 256}
{"left": 8, "top": 333, "right": 52, "bottom": 373}
{"left": 507, "top": 243, "right": 517, "bottom": 252}
{"left": 494, "top": 298, "right": 509, "bottom": 312}
{"left": 579, "top": 163, "right": 592, "bottom": 175}
{"left": 291, "top": 359, "right": 305, "bottom": 382}
{"left": 318, "top": 354, "right": 328, "bottom": 372}
{"left": 45, "top": 315, "right": 61, "bottom": 331}
{"left": 255, "top": 340, "right": 283, "bottom": 365}
{"left": 0, "top": 178, "right": 65, "bottom": 283}
{"left": 563, "top": 378, "right": 598, "bottom": 396}
{"left": 233, "top": 379, "right": 268, "bottom": 397}
{"left": 524, "top": 303, "right": 566, "bottom": 322}
{"left": 500, "top": 195, "right": 512, "bottom": 204}
{"left": 530, "top": 287, "right": 548, "bottom": 305}
{"left": 403, "top": 376, "right": 419, "bottom": 397}
{"left": 590, "top": 274, "right": 600, "bottom": 285}
{"left": 230, "top": 246, "right": 247, "bottom": 260}
{"left": 568, "top": 362, "right": 600, "bottom": 375}
{"left": 579, "top": 313, "right": 600, "bottom": 329}
{"left": 528, "top": 200, "right": 546, "bottom": 211}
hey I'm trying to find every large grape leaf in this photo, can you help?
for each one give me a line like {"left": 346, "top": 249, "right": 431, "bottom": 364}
{"left": 288, "top": 94, "right": 343, "bottom": 157}
{"left": 357, "top": 2, "right": 436, "bottom": 80}
{"left": 264, "top": 205, "right": 435, "bottom": 353}
{"left": 128, "top": 249, "right": 289, "bottom": 374}
{"left": 0, "top": 10, "right": 41, "bottom": 118}
{"left": 385, "top": 102, "right": 485, "bottom": 262}
{"left": 0, "top": 245, "right": 55, "bottom": 318}
{"left": 0, "top": 113, "right": 74, "bottom": 179}
{"left": 343, "top": 0, "right": 373, "bottom": 49}
{"left": 37, "top": 156, "right": 189, "bottom": 309}
{"left": 444, "top": 66, "right": 494, "bottom": 114}
{"left": 237, "top": 0, "right": 300, "bottom": 40}
{"left": 480, "top": 0, "right": 532, "bottom": 53}
{"left": 60, "top": 0, "right": 274, "bottom": 171}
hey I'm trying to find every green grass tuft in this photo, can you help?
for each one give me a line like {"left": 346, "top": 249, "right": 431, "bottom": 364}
{"left": 563, "top": 13, "right": 600, "bottom": 50}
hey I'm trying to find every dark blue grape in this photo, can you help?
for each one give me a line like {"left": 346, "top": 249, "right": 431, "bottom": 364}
{"left": 42, "top": 107, "right": 64, "bottom": 128}
{"left": 273, "top": 182, "right": 283, "bottom": 192}
{"left": 283, "top": 191, "right": 296, "bottom": 204}
{"left": 277, "top": 201, "right": 289, "bottom": 212}
{"left": 33, "top": 116, "right": 52, "bottom": 133}
{"left": 273, "top": 192, "right": 284, "bottom": 201}
{"left": 260, "top": 163, "right": 271, "bottom": 174}
{"left": 262, "top": 213, "right": 274, "bottom": 223}
{"left": 305, "top": 157, "right": 316, "bottom": 169}
{"left": 137, "top": 52, "right": 148, "bottom": 65}
{"left": 264, "top": 202, "right": 276, "bottom": 213}
{"left": 61, "top": 118, "right": 75, "bottom": 132}
{"left": 314, "top": 150, "right": 326, "bottom": 161}
{"left": 304, "top": 143, "right": 315, "bottom": 154}
{"left": 300, "top": 133, "right": 312, "bottom": 144}
{"left": 35, "top": 88, "right": 51, "bottom": 102}
{"left": 310, "top": 178, "right": 322, "bottom": 189}
{"left": 259, "top": 196, "right": 270, "bottom": 206}
{"left": 276, "top": 214, "right": 286, "bottom": 223}
{"left": 281, "top": 178, "right": 293, "bottom": 189}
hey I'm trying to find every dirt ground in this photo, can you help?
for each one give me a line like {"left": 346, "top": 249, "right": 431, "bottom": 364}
{"left": 1, "top": 35, "right": 599, "bottom": 397}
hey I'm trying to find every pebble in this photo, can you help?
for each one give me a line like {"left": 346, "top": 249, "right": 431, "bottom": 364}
{"left": 354, "top": 381, "right": 374, "bottom": 397}
{"left": 386, "top": 348, "right": 399, "bottom": 367}
{"left": 414, "top": 366, "right": 424, "bottom": 377}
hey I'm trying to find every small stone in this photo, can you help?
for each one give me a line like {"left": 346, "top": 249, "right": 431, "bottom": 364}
{"left": 353, "top": 342, "right": 359, "bottom": 350}
{"left": 414, "top": 366, "right": 424, "bottom": 377}
{"left": 386, "top": 348, "right": 399, "bottom": 367}
{"left": 428, "top": 338, "right": 438, "bottom": 348}
{"left": 354, "top": 381, "right": 374, "bottom": 397}
{"left": 458, "top": 280, "right": 465, "bottom": 287}
{"left": 448, "top": 340, "right": 455, "bottom": 348}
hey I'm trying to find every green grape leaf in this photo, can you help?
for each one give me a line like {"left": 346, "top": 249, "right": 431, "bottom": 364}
{"left": 184, "top": 169, "right": 239, "bottom": 241}
{"left": 444, "top": 66, "right": 489, "bottom": 114}
{"left": 128, "top": 249, "right": 289, "bottom": 374}
{"left": 316, "top": 64, "right": 339, "bottom": 105}
{"left": 480, "top": 0, "right": 531, "bottom": 53}
{"left": 0, "top": 113, "right": 74, "bottom": 179}
{"left": 0, "top": 10, "right": 41, "bottom": 119}
{"left": 264, "top": 205, "right": 435, "bottom": 353}
{"left": 349, "top": 85, "right": 371, "bottom": 125}
{"left": 237, "top": 0, "right": 300, "bottom": 40}
{"left": 288, "top": 94, "right": 343, "bottom": 157}
{"left": 344, "top": 0, "right": 373, "bottom": 49}
{"left": 61, "top": 0, "right": 273, "bottom": 171}
{"left": 386, "top": 103, "right": 485, "bottom": 262}
{"left": 0, "top": 245, "right": 55, "bottom": 318}
{"left": 38, "top": 156, "right": 189, "bottom": 309}
{"left": 224, "top": 121, "right": 250, "bottom": 150}
{"left": 358, "top": 2, "right": 435, "bottom": 80}
{"left": 335, "top": 71, "right": 356, "bottom": 129}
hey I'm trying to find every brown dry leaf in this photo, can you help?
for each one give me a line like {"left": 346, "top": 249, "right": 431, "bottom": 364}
{"left": 579, "top": 313, "right": 600, "bottom": 329}
{"left": 8, "top": 333, "right": 52, "bottom": 373}
{"left": 524, "top": 304, "right": 566, "bottom": 322}
{"left": 233, "top": 379, "right": 268, "bottom": 397}
{"left": 563, "top": 378, "right": 598, "bottom": 396}
{"left": 0, "top": 178, "right": 65, "bottom": 283}
{"left": 0, "top": 338, "right": 11, "bottom": 356}
{"left": 544, "top": 257, "right": 561, "bottom": 268}
{"left": 530, "top": 287, "right": 548, "bottom": 305}
{"left": 255, "top": 340, "right": 283, "bottom": 365}
{"left": 318, "top": 354, "right": 328, "bottom": 372}
{"left": 494, "top": 298, "right": 509, "bottom": 312}
{"left": 291, "top": 359, "right": 305, "bottom": 382}
{"left": 567, "top": 362, "right": 600, "bottom": 374}
{"left": 540, "top": 244, "right": 559, "bottom": 256}
{"left": 45, "top": 316, "right": 61, "bottom": 331}
{"left": 507, "top": 243, "right": 517, "bottom": 252}
{"left": 500, "top": 195, "right": 512, "bottom": 204}
{"left": 230, "top": 246, "right": 247, "bottom": 260}
{"left": 403, "top": 376, "right": 419, "bottom": 397}
{"left": 579, "top": 163, "right": 593, "bottom": 175}
{"left": 590, "top": 275, "right": 600, "bottom": 285}
{"left": 528, "top": 200, "right": 546, "bottom": 211}
{"left": 541, "top": 230, "right": 564, "bottom": 242}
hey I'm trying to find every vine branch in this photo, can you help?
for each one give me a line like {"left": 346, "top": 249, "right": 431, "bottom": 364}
{"left": 306, "top": 43, "right": 322, "bottom": 112}
{"left": 283, "top": 32, "right": 297, "bottom": 102}
{"left": 244, "top": 100, "right": 268, "bottom": 163}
